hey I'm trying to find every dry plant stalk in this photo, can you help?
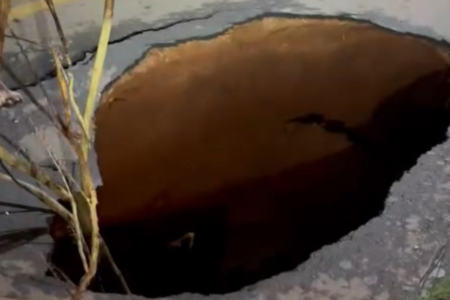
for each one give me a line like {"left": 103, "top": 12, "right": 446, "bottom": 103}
{"left": 82, "top": 0, "right": 115, "bottom": 156}
{"left": 0, "top": 0, "right": 11, "bottom": 65}
{"left": 0, "top": 0, "right": 119, "bottom": 298}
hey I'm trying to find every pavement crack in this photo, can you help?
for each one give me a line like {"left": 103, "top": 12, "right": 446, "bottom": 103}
{"left": 81, "top": 11, "right": 218, "bottom": 66}
{"left": 15, "top": 12, "right": 218, "bottom": 89}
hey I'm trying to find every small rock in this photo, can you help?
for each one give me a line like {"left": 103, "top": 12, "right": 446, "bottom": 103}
{"left": 404, "top": 247, "right": 413, "bottom": 254}
{"left": 430, "top": 268, "right": 446, "bottom": 278}
{"left": 439, "top": 182, "right": 450, "bottom": 190}
{"left": 402, "top": 285, "right": 415, "bottom": 292}
{"left": 339, "top": 260, "right": 353, "bottom": 270}
{"left": 386, "top": 196, "right": 398, "bottom": 204}
{"left": 375, "top": 291, "right": 390, "bottom": 300}
{"left": 434, "top": 194, "right": 450, "bottom": 201}
{"left": 363, "top": 275, "right": 378, "bottom": 285}
{"left": 405, "top": 215, "right": 421, "bottom": 230}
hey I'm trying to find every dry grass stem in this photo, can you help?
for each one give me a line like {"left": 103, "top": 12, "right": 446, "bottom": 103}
{"left": 101, "top": 237, "right": 131, "bottom": 294}
{"left": 8, "top": 25, "right": 58, "bottom": 117}
{"left": 74, "top": 1, "right": 115, "bottom": 297}
{"left": 44, "top": 0, "right": 70, "bottom": 57}
{"left": 45, "top": 0, "right": 87, "bottom": 137}
{"left": 41, "top": 132, "right": 89, "bottom": 273}
{"left": 50, "top": 46, "right": 72, "bottom": 125}
{"left": 49, "top": 45, "right": 88, "bottom": 138}
{"left": 0, "top": 132, "right": 31, "bottom": 162}
{"left": 4, "top": 33, "right": 39, "bottom": 45}
{"left": 82, "top": 0, "right": 114, "bottom": 156}
{"left": 0, "top": 171, "right": 72, "bottom": 222}
{"left": 0, "top": 199, "right": 52, "bottom": 213}
{"left": 0, "top": 0, "right": 119, "bottom": 297}
{"left": 0, "top": 60, "right": 58, "bottom": 125}
{"left": 0, "top": 0, "right": 11, "bottom": 65}
{"left": 0, "top": 144, "right": 71, "bottom": 199}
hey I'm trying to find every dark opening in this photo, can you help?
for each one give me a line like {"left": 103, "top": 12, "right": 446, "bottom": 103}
{"left": 48, "top": 17, "right": 450, "bottom": 297}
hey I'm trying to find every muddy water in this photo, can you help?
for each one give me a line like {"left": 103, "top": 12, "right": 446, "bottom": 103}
{"left": 49, "top": 18, "right": 450, "bottom": 296}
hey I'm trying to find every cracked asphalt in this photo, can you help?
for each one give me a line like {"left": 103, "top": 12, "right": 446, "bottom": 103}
{"left": 2, "top": 0, "right": 450, "bottom": 299}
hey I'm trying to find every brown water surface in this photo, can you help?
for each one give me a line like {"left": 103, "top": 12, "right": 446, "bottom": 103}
{"left": 50, "top": 17, "right": 450, "bottom": 297}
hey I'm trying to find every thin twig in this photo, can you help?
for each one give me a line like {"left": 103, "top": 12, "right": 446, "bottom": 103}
{"left": 40, "top": 253, "right": 76, "bottom": 297}
{"left": 44, "top": 0, "right": 87, "bottom": 138}
{"left": 44, "top": 137, "right": 89, "bottom": 273}
{"left": 44, "top": 0, "right": 70, "bottom": 58}
{"left": 419, "top": 242, "right": 448, "bottom": 291}
{"left": 0, "top": 143, "right": 71, "bottom": 200}
{"left": 0, "top": 209, "right": 50, "bottom": 215}
{"left": 100, "top": 237, "right": 131, "bottom": 295}
{"left": 0, "top": 131, "right": 31, "bottom": 162}
{"left": 4, "top": 33, "right": 39, "bottom": 45}
{"left": 8, "top": 25, "right": 59, "bottom": 118}
{"left": 0, "top": 60, "right": 58, "bottom": 126}
{"left": 0, "top": 200, "right": 52, "bottom": 213}
{"left": 0, "top": 167, "right": 72, "bottom": 222}
{"left": 49, "top": 44, "right": 88, "bottom": 137}
{"left": 0, "top": 227, "right": 47, "bottom": 255}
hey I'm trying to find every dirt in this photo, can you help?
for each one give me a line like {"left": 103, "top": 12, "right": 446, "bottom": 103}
{"left": 49, "top": 17, "right": 450, "bottom": 297}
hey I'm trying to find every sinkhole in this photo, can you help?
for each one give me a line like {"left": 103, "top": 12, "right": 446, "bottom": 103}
{"left": 49, "top": 17, "right": 450, "bottom": 297}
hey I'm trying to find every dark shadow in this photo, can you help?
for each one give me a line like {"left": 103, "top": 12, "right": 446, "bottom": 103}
{"left": 0, "top": 200, "right": 52, "bottom": 213}
{"left": 0, "top": 227, "right": 48, "bottom": 255}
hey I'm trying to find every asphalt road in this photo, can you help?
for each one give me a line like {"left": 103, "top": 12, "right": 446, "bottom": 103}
{"left": 1, "top": 0, "right": 450, "bottom": 299}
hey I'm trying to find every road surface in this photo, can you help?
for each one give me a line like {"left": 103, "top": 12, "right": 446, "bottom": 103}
{"left": 1, "top": 1, "right": 450, "bottom": 300}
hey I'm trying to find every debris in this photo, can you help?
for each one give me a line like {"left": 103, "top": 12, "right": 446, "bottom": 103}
{"left": 0, "top": 80, "right": 23, "bottom": 109}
